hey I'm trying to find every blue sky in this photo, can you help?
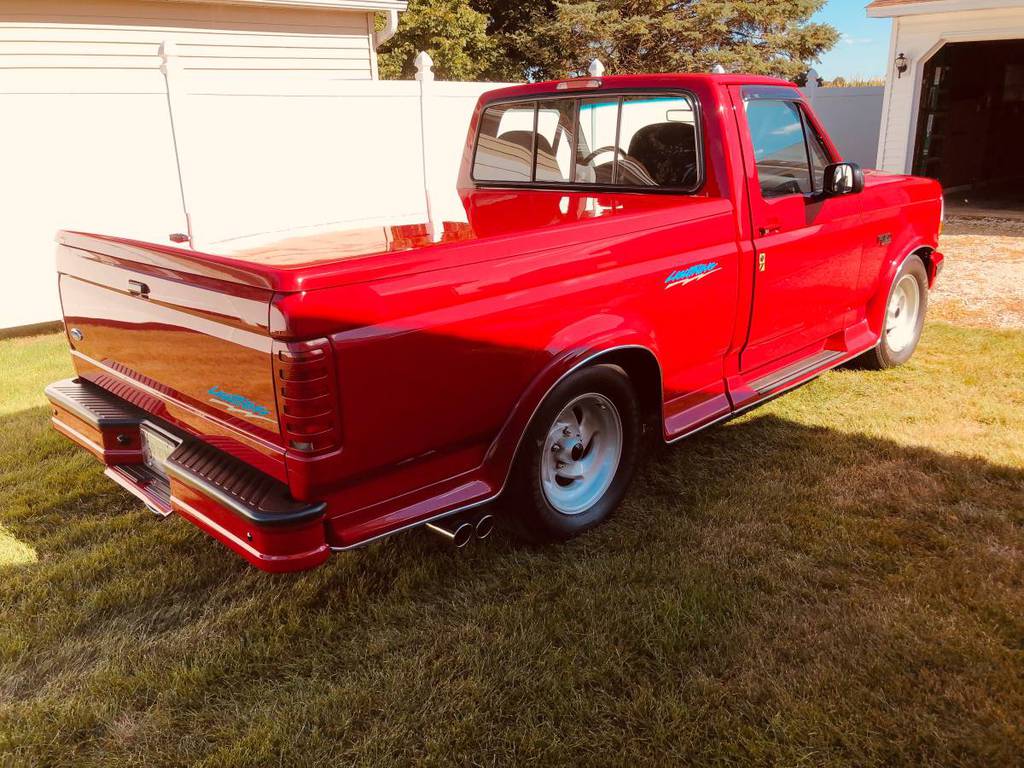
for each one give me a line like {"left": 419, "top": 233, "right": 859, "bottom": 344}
{"left": 810, "top": 1, "right": 891, "bottom": 80}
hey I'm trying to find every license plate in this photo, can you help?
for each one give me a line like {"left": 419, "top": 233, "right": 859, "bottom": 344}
{"left": 140, "top": 424, "right": 178, "bottom": 480}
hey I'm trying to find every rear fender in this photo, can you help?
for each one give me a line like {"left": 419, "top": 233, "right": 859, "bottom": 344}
{"left": 482, "top": 327, "right": 662, "bottom": 490}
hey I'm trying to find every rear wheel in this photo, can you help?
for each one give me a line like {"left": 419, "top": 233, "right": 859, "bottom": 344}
{"left": 857, "top": 255, "right": 928, "bottom": 370}
{"left": 507, "top": 365, "right": 640, "bottom": 542}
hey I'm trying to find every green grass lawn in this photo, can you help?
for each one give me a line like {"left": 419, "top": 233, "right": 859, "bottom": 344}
{"left": 1, "top": 324, "right": 1022, "bottom": 767}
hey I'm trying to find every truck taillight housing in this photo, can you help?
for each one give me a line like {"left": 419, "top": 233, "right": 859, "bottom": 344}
{"left": 273, "top": 338, "right": 341, "bottom": 454}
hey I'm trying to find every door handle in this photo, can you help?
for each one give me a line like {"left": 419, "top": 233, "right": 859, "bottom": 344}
{"left": 128, "top": 279, "right": 150, "bottom": 298}
{"left": 759, "top": 224, "right": 782, "bottom": 236}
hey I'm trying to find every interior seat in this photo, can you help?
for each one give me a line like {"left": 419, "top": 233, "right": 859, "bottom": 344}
{"left": 496, "top": 131, "right": 554, "bottom": 159}
{"left": 625, "top": 122, "right": 698, "bottom": 187}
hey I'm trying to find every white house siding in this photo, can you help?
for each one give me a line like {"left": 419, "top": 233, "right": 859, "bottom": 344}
{"left": 876, "top": 6, "right": 1024, "bottom": 173}
{"left": 0, "top": 1, "right": 378, "bottom": 80}
{"left": 0, "top": 0, "right": 392, "bottom": 330}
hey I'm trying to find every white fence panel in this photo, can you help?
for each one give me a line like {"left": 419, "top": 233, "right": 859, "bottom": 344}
{"left": 423, "top": 80, "right": 504, "bottom": 220}
{"left": 1, "top": 51, "right": 506, "bottom": 330}
{"left": 0, "top": 70, "right": 188, "bottom": 330}
{"left": 801, "top": 80, "right": 885, "bottom": 170}
{"left": 177, "top": 76, "right": 427, "bottom": 246}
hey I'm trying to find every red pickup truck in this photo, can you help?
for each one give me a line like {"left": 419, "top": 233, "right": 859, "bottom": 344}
{"left": 46, "top": 73, "right": 944, "bottom": 572}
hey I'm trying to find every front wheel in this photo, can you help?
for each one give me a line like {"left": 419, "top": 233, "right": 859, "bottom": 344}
{"left": 506, "top": 364, "right": 641, "bottom": 542}
{"left": 857, "top": 255, "right": 928, "bottom": 370}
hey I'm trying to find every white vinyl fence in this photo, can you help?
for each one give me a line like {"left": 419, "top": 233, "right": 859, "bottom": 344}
{"left": 1, "top": 55, "right": 882, "bottom": 331}
{"left": 2, "top": 50, "right": 507, "bottom": 330}
{"left": 801, "top": 75, "right": 885, "bottom": 170}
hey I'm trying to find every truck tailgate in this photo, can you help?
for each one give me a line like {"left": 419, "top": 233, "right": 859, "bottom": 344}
{"left": 56, "top": 232, "right": 287, "bottom": 480}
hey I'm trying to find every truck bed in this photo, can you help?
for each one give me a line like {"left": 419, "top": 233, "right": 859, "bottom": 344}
{"left": 60, "top": 189, "right": 730, "bottom": 293}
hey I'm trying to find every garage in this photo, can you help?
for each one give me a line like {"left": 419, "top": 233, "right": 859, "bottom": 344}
{"left": 913, "top": 38, "right": 1024, "bottom": 208}
{"left": 870, "top": 0, "right": 1024, "bottom": 216}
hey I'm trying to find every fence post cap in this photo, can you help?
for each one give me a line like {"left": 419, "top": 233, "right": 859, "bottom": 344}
{"left": 415, "top": 51, "right": 435, "bottom": 82}
{"left": 159, "top": 40, "right": 181, "bottom": 75}
{"left": 588, "top": 59, "right": 605, "bottom": 77}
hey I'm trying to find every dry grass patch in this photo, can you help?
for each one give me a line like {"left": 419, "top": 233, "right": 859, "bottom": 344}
{"left": 0, "top": 322, "right": 1022, "bottom": 767}
{"left": 932, "top": 217, "right": 1024, "bottom": 330}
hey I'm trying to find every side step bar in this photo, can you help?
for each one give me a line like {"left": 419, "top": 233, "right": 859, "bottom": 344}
{"left": 748, "top": 350, "right": 845, "bottom": 395}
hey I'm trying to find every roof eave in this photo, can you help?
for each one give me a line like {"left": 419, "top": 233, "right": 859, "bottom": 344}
{"left": 159, "top": 0, "right": 408, "bottom": 12}
{"left": 867, "top": 0, "right": 1024, "bottom": 18}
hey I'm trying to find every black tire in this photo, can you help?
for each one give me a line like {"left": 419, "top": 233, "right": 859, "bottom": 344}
{"left": 856, "top": 254, "right": 928, "bottom": 370}
{"left": 505, "top": 364, "right": 641, "bottom": 542}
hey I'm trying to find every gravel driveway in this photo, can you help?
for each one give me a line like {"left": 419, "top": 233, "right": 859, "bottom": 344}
{"left": 931, "top": 217, "right": 1024, "bottom": 330}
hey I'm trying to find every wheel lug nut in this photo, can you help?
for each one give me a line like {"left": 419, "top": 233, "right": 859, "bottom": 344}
{"left": 552, "top": 443, "right": 562, "bottom": 452}
{"left": 562, "top": 427, "right": 572, "bottom": 437}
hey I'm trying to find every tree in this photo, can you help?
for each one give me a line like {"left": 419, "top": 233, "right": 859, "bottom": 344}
{"left": 379, "top": 0, "right": 838, "bottom": 83}
{"left": 471, "top": 0, "right": 557, "bottom": 80}
{"left": 510, "top": 0, "right": 837, "bottom": 82}
{"left": 377, "top": 0, "right": 499, "bottom": 80}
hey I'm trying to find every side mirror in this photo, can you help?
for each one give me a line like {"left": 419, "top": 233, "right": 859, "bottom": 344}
{"left": 823, "top": 162, "right": 865, "bottom": 196}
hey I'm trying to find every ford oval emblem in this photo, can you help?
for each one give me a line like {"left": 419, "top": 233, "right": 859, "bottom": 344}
{"left": 69, "top": 328, "right": 84, "bottom": 342}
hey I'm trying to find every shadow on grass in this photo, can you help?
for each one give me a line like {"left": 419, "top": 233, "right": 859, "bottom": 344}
{"left": 3, "top": 399, "right": 1023, "bottom": 609}
{"left": 1, "top": 402, "right": 1022, "bottom": 766}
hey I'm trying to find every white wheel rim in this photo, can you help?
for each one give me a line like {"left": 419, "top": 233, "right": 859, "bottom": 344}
{"left": 885, "top": 274, "right": 921, "bottom": 353}
{"left": 541, "top": 393, "right": 622, "bottom": 515}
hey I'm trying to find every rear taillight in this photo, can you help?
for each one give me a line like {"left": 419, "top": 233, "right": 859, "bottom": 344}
{"left": 273, "top": 338, "right": 341, "bottom": 454}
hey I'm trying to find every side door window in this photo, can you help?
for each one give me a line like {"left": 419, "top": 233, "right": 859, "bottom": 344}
{"left": 802, "top": 111, "right": 833, "bottom": 192}
{"left": 745, "top": 99, "right": 814, "bottom": 198}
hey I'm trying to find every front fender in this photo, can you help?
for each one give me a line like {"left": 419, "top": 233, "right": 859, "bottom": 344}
{"left": 867, "top": 236, "right": 938, "bottom": 339}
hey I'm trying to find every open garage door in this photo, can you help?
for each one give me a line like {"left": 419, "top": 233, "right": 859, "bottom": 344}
{"left": 913, "top": 39, "right": 1024, "bottom": 211}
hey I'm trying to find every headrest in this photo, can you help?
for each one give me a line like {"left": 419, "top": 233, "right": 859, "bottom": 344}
{"left": 628, "top": 122, "right": 696, "bottom": 156}
{"left": 497, "top": 130, "right": 555, "bottom": 158}
{"left": 626, "top": 122, "right": 697, "bottom": 187}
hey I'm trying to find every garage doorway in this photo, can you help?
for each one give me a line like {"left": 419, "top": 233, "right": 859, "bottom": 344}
{"left": 913, "top": 39, "right": 1024, "bottom": 214}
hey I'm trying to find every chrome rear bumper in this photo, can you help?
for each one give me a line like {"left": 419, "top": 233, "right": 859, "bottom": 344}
{"left": 45, "top": 378, "right": 330, "bottom": 572}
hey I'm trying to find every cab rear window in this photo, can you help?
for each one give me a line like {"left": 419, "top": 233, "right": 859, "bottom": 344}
{"left": 472, "top": 92, "right": 701, "bottom": 191}
{"left": 472, "top": 102, "right": 537, "bottom": 182}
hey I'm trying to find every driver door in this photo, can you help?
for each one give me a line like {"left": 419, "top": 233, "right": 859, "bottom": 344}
{"left": 730, "top": 88, "right": 867, "bottom": 374}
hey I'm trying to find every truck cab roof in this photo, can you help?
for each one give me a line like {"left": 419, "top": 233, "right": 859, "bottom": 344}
{"left": 478, "top": 72, "right": 799, "bottom": 104}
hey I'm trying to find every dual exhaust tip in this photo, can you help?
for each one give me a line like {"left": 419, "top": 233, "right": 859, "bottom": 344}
{"left": 425, "top": 513, "right": 494, "bottom": 548}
